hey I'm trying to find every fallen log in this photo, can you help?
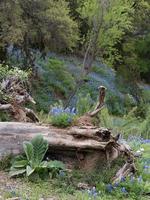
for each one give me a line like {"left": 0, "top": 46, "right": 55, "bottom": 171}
{"left": 0, "top": 122, "right": 132, "bottom": 172}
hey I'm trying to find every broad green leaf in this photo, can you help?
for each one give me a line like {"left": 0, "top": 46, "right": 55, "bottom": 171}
{"left": 12, "top": 160, "right": 28, "bottom": 168}
{"left": 31, "top": 135, "right": 48, "bottom": 166}
{"left": 40, "top": 161, "right": 48, "bottom": 168}
{"left": 26, "top": 165, "right": 35, "bottom": 177}
{"left": 47, "top": 160, "right": 65, "bottom": 170}
{"left": 9, "top": 168, "right": 26, "bottom": 177}
{"left": 23, "top": 141, "right": 34, "bottom": 161}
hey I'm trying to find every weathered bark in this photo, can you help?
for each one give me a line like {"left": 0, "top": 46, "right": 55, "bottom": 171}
{"left": 89, "top": 86, "right": 106, "bottom": 117}
{"left": 69, "top": 126, "right": 112, "bottom": 142}
{"left": 0, "top": 104, "right": 12, "bottom": 111}
{"left": 112, "top": 159, "right": 137, "bottom": 183}
{"left": 0, "top": 122, "right": 133, "bottom": 172}
{"left": 0, "top": 76, "right": 39, "bottom": 122}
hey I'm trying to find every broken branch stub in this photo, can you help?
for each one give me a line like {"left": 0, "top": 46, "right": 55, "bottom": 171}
{"left": 89, "top": 86, "right": 106, "bottom": 117}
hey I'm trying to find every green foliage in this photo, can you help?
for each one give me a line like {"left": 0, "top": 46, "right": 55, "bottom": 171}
{"left": 0, "top": 0, "right": 79, "bottom": 62}
{"left": 98, "top": 108, "right": 113, "bottom": 129}
{"left": 45, "top": 58, "right": 76, "bottom": 97}
{"left": 78, "top": 0, "right": 135, "bottom": 66}
{"left": 106, "top": 92, "right": 125, "bottom": 116}
{"left": 0, "top": 64, "right": 30, "bottom": 81}
{"left": 92, "top": 65, "right": 107, "bottom": 76}
{"left": 10, "top": 135, "right": 65, "bottom": 179}
{"left": 50, "top": 102, "right": 76, "bottom": 128}
{"left": 51, "top": 113, "right": 73, "bottom": 128}
{"left": 76, "top": 93, "right": 93, "bottom": 116}
{"left": 31, "top": 58, "right": 76, "bottom": 112}
{"left": 0, "top": 154, "right": 12, "bottom": 170}
{"left": 37, "top": 110, "right": 51, "bottom": 124}
{"left": 0, "top": 64, "right": 30, "bottom": 105}
{"left": 136, "top": 34, "right": 150, "bottom": 83}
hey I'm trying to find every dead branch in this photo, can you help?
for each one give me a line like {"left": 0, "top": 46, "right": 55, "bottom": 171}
{"left": 89, "top": 86, "right": 106, "bottom": 117}
{"left": 0, "top": 103, "right": 12, "bottom": 111}
{"left": 0, "top": 76, "right": 38, "bottom": 122}
{"left": 25, "top": 108, "right": 39, "bottom": 122}
{"left": 112, "top": 158, "right": 137, "bottom": 183}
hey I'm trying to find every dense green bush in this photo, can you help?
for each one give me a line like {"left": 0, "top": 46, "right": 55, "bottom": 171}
{"left": 0, "top": 64, "right": 30, "bottom": 81}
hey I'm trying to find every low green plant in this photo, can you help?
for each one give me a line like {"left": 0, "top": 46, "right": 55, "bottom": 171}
{"left": 92, "top": 65, "right": 107, "bottom": 76}
{"left": 50, "top": 103, "right": 76, "bottom": 127}
{"left": 37, "top": 110, "right": 51, "bottom": 124}
{"left": 0, "top": 154, "right": 12, "bottom": 170}
{"left": 51, "top": 112, "right": 73, "bottom": 127}
{"left": 76, "top": 93, "right": 93, "bottom": 116}
{"left": 10, "top": 135, "right": 65, "bottom": 179}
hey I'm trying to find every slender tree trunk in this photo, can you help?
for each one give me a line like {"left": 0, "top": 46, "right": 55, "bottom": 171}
{"left": 64, "top": 2, "right": 104, "bottom": 108}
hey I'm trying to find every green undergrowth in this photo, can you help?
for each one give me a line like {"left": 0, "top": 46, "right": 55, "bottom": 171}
{"left": 98, "top": 106, "right": 150, "bottom": 139}
{"left": 1, "top": 157, "right": 150, "bottom": 200}
{"left": 31, "top": 58, "right": 76, "bottom": 112}
{"left": 0, "top": 143, "right": 150, "bottom": 200}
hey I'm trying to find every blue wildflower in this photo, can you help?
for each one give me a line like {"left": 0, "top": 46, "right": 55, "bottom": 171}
{"left": 59, "top": 170, "right": 65, "bottom": 177}
{"left": 137, "top": 175, "right": 143, "bottom": 183}
{"left": 113, "top": 182, "right": 119, "bottom": 187}
{"left": 121, "top": 187, "right": 128, "bottom": 194}
{"left": 106, "top": 184, "right": 113, "bottom": 193}
{"left": 144, "top": 165, "right": 149, "bottom": 169}
{"left": 130, "top": 175, "right": 135, "bottom": 183}
{"left": 121, "top": 177, "right": 126, "bottom": 182}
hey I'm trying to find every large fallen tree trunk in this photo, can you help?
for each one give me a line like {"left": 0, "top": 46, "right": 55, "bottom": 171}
{"left": 0, "top": 122, "right": 133, "bottom": 172}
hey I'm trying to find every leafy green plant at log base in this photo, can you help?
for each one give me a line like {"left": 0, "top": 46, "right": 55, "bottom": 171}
{"left": 9, "top": 135, "right": 65, "bottom": 179}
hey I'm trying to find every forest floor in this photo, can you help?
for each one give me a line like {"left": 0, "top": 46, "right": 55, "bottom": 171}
{"left": 0, "top": 142, "right": 149, "bottom": 200}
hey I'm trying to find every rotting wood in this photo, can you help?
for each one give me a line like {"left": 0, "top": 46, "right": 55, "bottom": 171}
{"left": 0, "top": 76, "right": 39, "bottom": 122}
{"left": 0, "top": 122, "right": 134, "bottom": 173}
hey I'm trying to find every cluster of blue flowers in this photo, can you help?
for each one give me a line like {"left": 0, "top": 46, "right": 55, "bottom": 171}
{"left": 143, "top": 160, "right": 150, "bottom": 174}
{"left": 106, "top": 174, "right": 145, "bottom": 195}
{"left": 50, "top": 106, "right": 76, "bottom": 116}
{"left": 49, "top": 106, "right": 77, "bottom": 127}
{"left": 106, "top": 177, "right": 128, "bottom": 194}
{"left": 127, "top": 136, "right": 150, "bottom": 144}
{"left": 141, "top": 139, "right": 150, "bottom": 144}
{"left": 86, "top": 187, "right": 101, "bottom": 199}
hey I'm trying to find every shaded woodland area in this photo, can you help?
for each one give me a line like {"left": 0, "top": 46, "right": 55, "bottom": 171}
{"left": 0, "top": 0, "right": 150, "bottom": 200}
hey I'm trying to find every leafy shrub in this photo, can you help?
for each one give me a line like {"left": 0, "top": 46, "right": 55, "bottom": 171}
{"left": 98, "top": 108, "right": 113, "bottom": 129}
{"left": 92, "top": 65, "right": 107, "bottom": 76}
{"left": 43, "top": 58, "right": 76, "bottom": 97}
{"left": 31, "top": 58, "right": 76, "bottom": 112}
{"left": 76, "top": 93, "right": 93, "bottom": 116}
{"left": 49, "top": 103, "right": 76, "bottom": 127}
{"left": 10, "top": 135, "right": 65, "bottom": 179}
{"left": 0, "top": 64, "right": 30, "bottom": 81}
{"left": 106, "top": 92, "right": 125, "bottom": 116}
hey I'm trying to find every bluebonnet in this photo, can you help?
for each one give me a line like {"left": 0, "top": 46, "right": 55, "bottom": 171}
{"left": 50, "top": 106, "right": 76, "bottom": 116}
{"left": 130, "top": 175, "right": 135, "bottom": 183}
{"left": 137, "top": 175, "right": 143, "bottom": 183}
{"left": 106, "top": 184, "right": 114, "bottom": 193}
{"left": 87, "top": 187, "right": 100, "bottom": 199}
{"left": 113, "top": 182, "right": 119, "bottom": 187}
{"left": 121, "top": 176, "right": 126, "bottom": 182}
{"left": 141, "top": 139, "right": 150, "bottom": 144}
{"left": 121, "top": 187, "right": 128, "bottom": 194}
{"left": 144, "top": 165, "right": 149, "bottom": 169}
{"left": 59, "top": 170, "right": 65, "bottom": 177}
